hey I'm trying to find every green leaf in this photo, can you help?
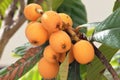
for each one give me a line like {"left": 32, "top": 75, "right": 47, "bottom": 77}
{"left": 110, "top": 54, "right": 120, "bottom": 69}
{"left": 86, "top": 27, "right": 95, "bottom": 37}
{"left": 80, "top": 22, "right": 101, "bottom": 36}
{"left": 80, "top": 65, "right": 87, "bottom": 80}
{"left": 52, "top": 0, "right": 64, "bottom": 11}
{"left": 41, "top": 0, "right": 64, "bottom": 11}
{"left": 100, "top": 75, "right": 108, "bottom": 80}
{"left": 41, "top": 1, "right": 49, "bottom": 11}
{"left": 93, "top": 7, "right": 120, "bottom": 48}
{"left": 81, "top": 22, "right": 100, "bottom": 27}
{"left": 86, "top": 44, "right": 118, "bottom": 80}
{"left": 0, "top": 67, "right": 7, "bottom": 76}
{"left": 58, "top": 53, "right": 69, "bottom": 80}
{"left": 67, "top": 61, "right": 81, "bottom": 80}
{"left": 12, "top": 42, "right": 32, "bottom": 56}
{"left": 78, "top": 27, "right": 87, "bottom": 34}
{"left": 0, "top": 0, "right": 12, "bottom": 16}
{"left": 19, "top": 63, "right": 42, "bottom": 80}
{"left": 0, "top": 0, "right": 12, "bottom": 27}
{"left": 113, "top": 0, "right": 120, "bottom": 11}
{"left": 57, "top": 0, "right": 87, "bottom": 27}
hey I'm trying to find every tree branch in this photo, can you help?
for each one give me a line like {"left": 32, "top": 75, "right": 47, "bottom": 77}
{"left": 92, "top": 43, "right": 120, "bottom": 80}
{"left": 0, "top": 14, "right": 26, "bottom": 58}
{"left": 0, "top": 0, "right": 26, "bottom": 58}
{"left": 18, "top": 0, "right": 25, "bottom": 17}
{"left": 4, "top": 0, "right": 18, "bottom": 30}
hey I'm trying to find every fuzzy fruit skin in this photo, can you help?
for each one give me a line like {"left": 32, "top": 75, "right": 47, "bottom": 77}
{"left": 38, "top": 58, "right": 59, "bottom": 79}
{"left": 24, "top": 3, "right": 43, "bottom": 21}
{"left": 49, "top": 30, "right": 71, "bottom": 53}
{"left": 41, "top": 11, "right": 63, "bottom": 33}
{"left": 73, "top": 40, "right": 94, "bottom": 64}
{"left": 25, "top": 22, "right": 48, "bottom": 46}
{"left": 43, "top": 45, "right": 59, "bottom": 63}
{"left": 59, "top": 13, "right": 73, "bottom": 27}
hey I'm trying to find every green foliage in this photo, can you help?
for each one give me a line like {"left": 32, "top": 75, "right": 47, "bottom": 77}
{"left": 41, "top": 0, "right": 64, "bottom": 11}
{"left": 0, "top": 0, "right": 12, "bottom": 27}
{"left": 52, "top": 0, "right": 64, "bottom": 11}
{"left": 58, "top": 53, "right": 69, "bottom": 80}
{"left": 0, "top": 67, "right": 7, "bottom": 77}
{"left": 93, "top": 7, "right": 120, "bottom": 48}
{"left": 113, "top": 0, "right": 120, "bottom": 11}
{"left": 40, "top": 1, "right": 49, "bottom": 11}
{"left": 0, "top": 46, "right": 45, "bottom": 80}
{"left": 12, "top": 42, "right": 32, "bottom": 57}
{"left": 86, "top": 44, "right": 118, "bottom": 80}
{"left": 110, "top": 53, "right": 120, "bottom": 69}
{"left": 2, "top": 0, "right": 120, "bottom": 80}
{"left": 0, "top": 0, "right": 12, "bottom": 16}
{"left": 78, "top": 27, "right": 87, "bottom": 34}
{"left": 57, "top": 0, "right": 87, "bottom": 27}
{"left": 80, "top": 22, "right": 101, "bottom": 36}
{"left": 67, "top": 61, "right": 81, "bottom": 80}
{"left": 19, "top": 63, "right": 42, "bottom": 80}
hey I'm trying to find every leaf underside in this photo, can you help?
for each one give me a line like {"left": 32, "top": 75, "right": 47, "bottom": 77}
{"left": 93, "top": 7, "right": 120, "bottom": 48}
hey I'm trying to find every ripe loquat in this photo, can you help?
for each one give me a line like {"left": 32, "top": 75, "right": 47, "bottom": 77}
{"left": 43, "top": 45, "right": 59, "bottom": 63}
{"left": 41, "top": 11, "right": 63, "bottom": 33}
{"left": 49, "top": 30, "right": 71, "bottom": 53}
{"left": 25, "top": 22, "right": 48, "bottom": 46}
{"left": 24, "top": 3, "right": 43, "bottom": 21}
{"left": 38, "top": 57, "right": 59, "bottom": 79}
{"left": 73, "top": 40, "right": 95, "bottom": 64}
{"left": 59, "top": 13, "right": 73, "bottom": 28}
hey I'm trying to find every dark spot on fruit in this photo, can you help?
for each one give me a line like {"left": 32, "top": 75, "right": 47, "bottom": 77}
{"left": 62, "top": 44, "right": 66, "bottom": 49}
{"left": 53, "top": 55, "right": 57, "bottom": 60}
{"left": 32, "top": 41, "right": 38, "bottom": 44}
{"left": 56, "top": 23, "right": 61, "bottom": 29}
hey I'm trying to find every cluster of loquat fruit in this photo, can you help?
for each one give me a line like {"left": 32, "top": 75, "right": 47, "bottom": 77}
{"left": 23, "top": 3, "right": 95, "bottom": 79}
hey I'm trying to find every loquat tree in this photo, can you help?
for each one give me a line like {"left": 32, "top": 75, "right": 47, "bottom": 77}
{"left": 0, "top": 0, "right": 120, "bottom": 80}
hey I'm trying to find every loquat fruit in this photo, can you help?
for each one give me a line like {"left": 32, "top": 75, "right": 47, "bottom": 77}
{"left": 38, "top": 57, "right": 59, "bottom": 79}
{"left": 73, "top": 40, "right": 94, "bottom": 64}
{"left": 43, "top": 45, "right": 59, "bottom": 63}
{"left": 59, "top": 13, "right": 73, "bottom": 28}
{"left": 24, "top": 3, "right": 43, "bottom": 21}
{"left": 49, "top": 30, "right": 71, "bottom": 53}
{"left": 25, "top": 22, "right": 48, "bottom": 46}
{"left": 41, "top": 11, "right": 63, "bottom": 33}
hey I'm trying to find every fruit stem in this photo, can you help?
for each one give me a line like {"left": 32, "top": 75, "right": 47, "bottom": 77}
{"left": 36, "top": 8, "right": 43, "bottom": 14}
{"left": 66, "top": 28, "right": 80, "bottom": 42}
